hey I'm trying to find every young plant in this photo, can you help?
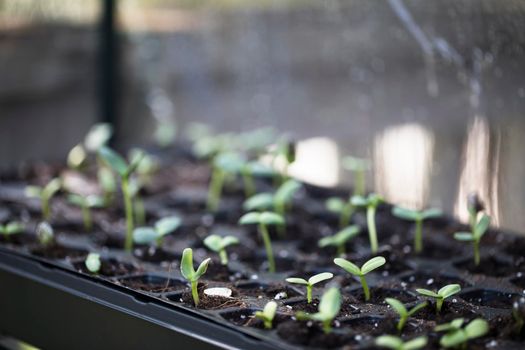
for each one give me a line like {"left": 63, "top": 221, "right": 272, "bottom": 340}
{"left": 243, "top": 179, "right": 302, "bottom": 217}
{"left": 68, "top": 194, "right": 104, "bottom": 231}
{"left": 416, "top": 284, "right": 461, "bottom": 313}
{"left": 207, "top": 152, "right": 244, "bottom": 212}
{"left": 133, "top": 216, "right": 181, "bottom": 247}
{"left": 97, "top": 166, "right": 117, "bottom": 206}
{"left": 435, "top": 318, "right": 489, "bottom": 349}
{"left": 0, "top": 221, "right": 25, "bottom": 240}
{"left": 351, "top": 193, "right": 383, "bottom": 253}
{"left": 334, "top": 256, "right": 386, "bottom": 301}
{"left": 454, "top": 214, "right": 490, "bottom": 266}
{"left": 342, "top": 156, "right": 370, "bottom": 197}
{"left": 203, "top": 234, "right": 240, "bottom": 265}
{"left": 385, "top": 298, "right": 428, "bottom": 332}
{"left": 129, "top": 148, "right": 160, "bottom": 186}
{"left": 285, "top": 272, "right": 334, "bottom": 303}
{"left": 391, "top": 206, "right": 442, "bottom": 253}
{"left": 375, "top": 335, "right": 427, "bottom": 350}
{"left": 271, "top": 138, "right": 296, "bottom": 182}
{"left": 326, "top": 197, "right": 355, "bottom": 228}
{"left": 67, "top": 123, "right": 113, "bottom": 170}
{"left": 296, "top": 287, "right": 341, "bottom": 334}
{"left": 467, "top": 193, "right": 484, "bottom": 231}
{"left": 254, "top": 301, "right": 277, "bottom": 329}
{"left": 36, "top": 222, "right": 54, "bottom": 247}
{"left": 85, "top": 253, "right": 101, "bottom": 274}
{"left": 318, "top": 225, "right": 361, "bottom": 256}
{"left": 98, "top": 146, "right": 144, "bottom": 252}
{"left": 239, "top": 161, "right": 274, "bottom": 198}
{"left": 180, "top": 248, "right": 211, "bottom": 306}
{"left": 26, "top": 178, "right": 62, "bottom": 220}
{"left": 239, "top": 211, "right": 284, "bottom": 273}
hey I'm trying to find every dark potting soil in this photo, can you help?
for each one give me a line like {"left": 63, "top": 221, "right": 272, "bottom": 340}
{"left": 73, "top": 258, "right": 140, "bottom": 277}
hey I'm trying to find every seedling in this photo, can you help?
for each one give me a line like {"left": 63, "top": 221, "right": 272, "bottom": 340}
{"left": 375, "top": 335, "right": 427, "bottom": 350}
{"left": 391, "top": 206, "right": 442, "bottom": 253}
{"left": 296, "top": 287, "right": 341, "bottom": 334}
{"left": 98, "top": 146, "right": 144, "bottom": 252}
{"left": 239, "top": 161, "right": 274, "bottom": 198}
{"left": 207, "top": 152, "right": 244, "bottom": 212}
{"left": 68, "top": 194, "right": 104, "bottom": 231}
{"left": 416, "top": 284, "right": 461, "bottom": 313}
{"left": 318, "top": 225, "right": 361, "bottom": 256}
{"left": 128, "top": 177, "right": 146, "bottom": 226}
{"left": 435, "top": 318, "right": 489, "bottom": 349}
{"left": 133, "top": 216, "right": 181, "bottom": 247}
{"left": 342, "top": 156, "right": 370, "bottom": 197}
{"left": 243, "top": 179, "right": 302, "bottom": 216}
{"left": 67, "top": 123, "right": 113, "bottom": 169}
{"left": 0, "top": 221, "right": 25, "bottom": 240}
{"left": 85, "top": 253, "right": 101, "bottom": 274}
{"left": 254, "top": 301, "right": 277, "bottom": 329}
{"left": 97, "top": 166, "right": 117, "bottom": 205}
{"left": 203, "top": 234, "right": 239, "bottom": 265}
{"left": 385, "top": 298, "right": 428, "bottom": 332}
{"left": 36, "top": 222, "right": 54, "bottom": 247}
{"left": 271, "top": 138, "right": 296, "bottom": 182}
{"left": 180, "top": 248, "right": 211, "bottom": 306}
{"left": 334, "top": 256, "right": 386, "bottom": 301}
{"left": 454, "top": 214, "right": 490, "bottom": 266}
{"left": 239, "top": 211, "right": 284, "bottom": 273}
{"left": 351, "top": 193, "right": 383, "bottom": 253}
{"left": 129, "top": 148, "right": 160, "bottom": 186}
{"left": 326, "top": 197, "right": 355, "bottom": 228}
{"left": 467, "top": 193, "right": 484, "bottom": 231}
{"left": 26, "top": 178, "right": 62, "bottom": 220}
{"left": 285, "top": 272, "right": 333, "bottom": 303}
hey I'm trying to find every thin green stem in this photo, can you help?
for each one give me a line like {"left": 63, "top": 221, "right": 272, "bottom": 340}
{"left": 340, "top": 203, "right": 354, "bottom": 228}
{"left": 191, "top": 280, "right": 200, "bottom": 306}
{"left": 219, "top": 249, "right": 228, "bottom": 265}
{"left": 397, "top": 315, "right": 407, "bottom": 332}
{"left": 207, "top": 168, "right": 225, "bottom": 212}
{"left": 259, "top": 223, "right": 276, "bottom": 273}
{"left": 354, "top": 170, "right": 365, "bottom": 197}
{"left": 82, "top": 204, "right": 92, "bottom": 232}
{"left": 436, "top": 298, "right": 444, "bottom": 313}
{"left": 367, "top": 206, "right": 379, "bottom": 253}
{"left": 134, "top": 196, "right": 146, "bottom": 226}
{"left": 122, "top": 176, "right": 134, "bottom": 252}
{"left": 337, "top": 244, "right": 345, "bottom": 257}
{"left": 42, "top": 196, "right": 51, "bottom": 221}
{"left": 360, "top": 275, "right": 370, "bottom": 301}
{"left": 474, "top": 240, "right": 480, "bottom": 266}
{"left": 306, "top": 285, "right": 313, "bottom": 303}
{"left": 322, "top": 320, "right": 332, "bottom": 334}
{"left": 469, "top": 211, "right": 477, "bottom": 232}
{"left": 414, "top": 219, "right": 423, "bottom": 253}
{"left": 241, "top": 169, "right": 255, "bottom": 198}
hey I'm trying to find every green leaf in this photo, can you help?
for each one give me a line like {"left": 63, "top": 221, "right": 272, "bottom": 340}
{"left": 98, "top": 146, "right": 128, "bottom": 177}
{"left": 203, "top": 234, "right": 223, "bottom": 252}
{"left": 180, "top": 248, "right": 195, "bottom": 280}
{"left": 334, "top": 225, "right": 361, "bottom": 245}
{"left": 407, "top": 301, "right": 428, "bottom": 316}
{"left": 464, "top": 318, "right": 488, "bottom": 339}
{"left": 318, "top": 287, "right": 341, "bottom": 319}
{"left": 214, "top": 152, "right": 244, "bottom": 173}
{"left": 84, "top": 123, "right": 112, "bottom": 152}
{"left": 438, "top": 284, "right": 461, "bottom": 299}
{"left": 243, "top": 193, "right": 274, "bottom": 211}
{"left": 155, "top": 216, "right": 181, "bottom": 236}
{"left": 43, "top": 178, "right": 62, "bottom": 199}
{"left": 368, "top": 193, "right": 384, "bottom": 207}
{"left": 421, "top": 208, "right": 442, "bottom": 219}
{"left": 274, "top": 179, "right": 302, "bottom": 205}
{"left": 375, "top": 335, "right": 403, "bottom": 349}
{"left": 85, "top": 253, "right": 101, "bottom": 273}
{"left": 68, "top": 193, "right": 86, "bottom": 207}
{"left": 285, "top": 277, "right": 309, "bottom": 285}
{"left": 308, "top": 272, "right": 334, "bottom": 286}
{"left": 454, "top": 232, "right": 474, "bottom": 241}
{"left": 440, "top": 330, "right": 468, "bottom": 348}
{"left": 5, "top": 222, "right": 25, "bottom": 235}
{"left": 334, "top": 258, "right": 361, "bottom": 276}
{"left": 85, "top": 195, "right": 105, "bottom": 208}
{"left": 36, "top": 221, "right": 54, "bottom": 246}
{"left": 98, "top": 167, "right": 117, "bottom": 193}
{"left": 326, "top": 197, "right": 345, "bottom": 213}
{"left": 385, "top": 298, "right": 407, "bottom": 316}
{"left": 435, "top": 318, "right": 465, "bottom": 332}
{"left": 262, "top": 301, "right": 277, "bottom": 321}
{"left": 238, "top": 212, "right": 261, "bottom": 225}
{"left": 361, "top": 256, "right": 386, "bottom": 274}
{"left": 133, "top": 227, "right": 159, "bottom": 244}
{"left": 126, "top": 149, "right": 145, "bottom": 176}
{"left": 350, "top": 195, "right": 368, "bottom": 207}
{"left": 194, "top": 258, "right": 211, "bottom": 279}
{"left": 67, "top": 144, "right": 87, "bottom": 169}
{"left": 416, "top": 288, "right": 440, "bottom": 298}
{"left": 246, "top": 162, "right": 274, "bottom": 177}
{"left": 403, "top": 336, "right": 428, "bottom": 350}
{"left": 474, "top": 214, "right": 490, "bottom": 239}
{"left": 25, "top": 186, "right": 42, "bottom": 198}
{"left": 342, "top": 156, "right": 370, "bottom": 172}
{"left": 392, "top": 206, "right": 420, "bottom": 221}
{"left": 221, "top": 235, "right": 239, "bottom": 248}
{"left": 259, "top": 212, "right": 285, "bottom": 226}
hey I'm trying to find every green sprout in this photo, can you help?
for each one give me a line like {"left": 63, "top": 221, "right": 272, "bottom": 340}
{"left": 67, "top": 123, "right": 113, "bottom": 170}
{"left": 239, "top": 211, "right": 284, "bottom": 273}
{"left": 180, "top": 248, "right": 211, "bottom": 306}
{"left": 97, "top": 166, "right": 117, "bottom": 205}
{"left": 391, "top": 206, "right": 442, "bottom": 254}
{"left": 416, "top": 284, "right": 461, "bottom": 313}
{"left": 128, "top": 177, "right": 146, "bottom": 226}
{"left": 512, "top": 297, "right": 525, "bottom": 335}
{"left": 385, "top": 298, "right": 428, "bottom": 332}
{"left": 0, "top": 221, "right": 25, "bottom": 240}
{"left": 129, "top": 148, "right": 160, "bottom": 186}
{"left": 435, "top": 318, "right": 489, "bottom": 349}
{"left": 286, "top": 272, "right": 334, "bottom": 303}
{"left": 454, "top": 214, "right": 490, "bottom": 266}
{"left": 203, "top": 234, "right": 240, "bottom": 265}
{"left": 243, "top": 179, "right": 302, "bottom": 216}
{"left": 98, "top": 146, "right": 144, "bottom": 252}
{"left": 467, "top": 193, "right": 484, "bottom": 231}
{"left": 375, "top": 335, "right": 428, "bottom": 350}
{"left": 318, "top": 225, "right": 361, "bottom": 256}
{"left": 36, "top": 222, "right": 54, "bottom": 247}
{"left": 351, "top": 193, "right": 383, "bottom": 253}
{"left": 342, "top": 156, "right": 370, "bottom": 197}
{"left": 207, "top": 152, "right": 244, "bottom": 212}
{"left": 254, "top": 301, "right": 277, "bottom": 329}
{"left": 85, "top": 253, "right": 101, "bottom": 274}
{"left": 133, "top": 216, "right": 181, "bottom": 247}
{"left": 68, "top": 194, "right": 104, "bottom": 231}
{"left": 25, "top": 178, "right": 62, "bottom": 220}
{"left": 334, "top": 256, "right": 386, "bottom": 301}
{"left": 296, "top": 287, "right": 341, "bottom": 334}
{"left": 271, "top": 138, "right": 296, "bottom": 182}
{"left": 239, "top": 161, "right": 274, "bottom": 198}
{"left": 326, "top": 197, "right": 355, "bottom": 228}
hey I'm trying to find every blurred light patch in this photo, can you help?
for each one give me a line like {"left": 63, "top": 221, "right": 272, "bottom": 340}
{"left": 374, "top": 123, "right": 434, "bottom": 209}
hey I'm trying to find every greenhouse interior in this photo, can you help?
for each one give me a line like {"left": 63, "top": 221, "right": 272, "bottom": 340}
{"left": 1, "top": 1, "right": 525, "bottom": 349}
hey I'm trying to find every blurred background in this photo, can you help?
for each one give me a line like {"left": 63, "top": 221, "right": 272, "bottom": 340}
{"left": 1, "top": 0, "right": 525, "bottom": 233}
